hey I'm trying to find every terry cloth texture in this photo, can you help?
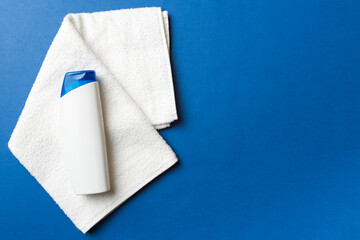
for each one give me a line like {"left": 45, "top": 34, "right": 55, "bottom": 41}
{"left": 8, "top": 7, "right": 178, "bottom": 233}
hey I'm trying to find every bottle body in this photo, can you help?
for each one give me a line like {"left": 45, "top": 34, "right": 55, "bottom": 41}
{"left": 59, "top": 71, "right": 110, "bottom": 195}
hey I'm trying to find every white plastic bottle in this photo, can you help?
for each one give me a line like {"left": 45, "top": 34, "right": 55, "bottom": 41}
{"left": 59, "top": 70, "right": 110, "bottom": 195}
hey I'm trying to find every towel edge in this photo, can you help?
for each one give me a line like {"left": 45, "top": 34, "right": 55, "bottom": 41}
{"left": 80, "top": 156, "right": 178, "bottom": 233}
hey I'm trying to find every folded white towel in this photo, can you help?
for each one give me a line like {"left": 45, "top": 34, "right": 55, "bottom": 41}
{"left": 8, "top": 7, "right": 178, "bottom": 233}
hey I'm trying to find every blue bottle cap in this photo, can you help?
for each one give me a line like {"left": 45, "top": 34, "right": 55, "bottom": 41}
{"left": 61, "top": 70, "right": 96, "bottom": 97}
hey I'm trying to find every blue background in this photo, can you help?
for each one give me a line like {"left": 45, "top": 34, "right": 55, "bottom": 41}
{"left": 1, "top": 0, "right": 360, "bottom": 239}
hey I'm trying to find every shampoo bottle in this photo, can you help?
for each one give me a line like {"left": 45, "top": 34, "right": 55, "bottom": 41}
{"left": 59, "top": 70, "right": 110, "bottom": 195}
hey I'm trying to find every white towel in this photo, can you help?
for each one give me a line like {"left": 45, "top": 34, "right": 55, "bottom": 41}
{"left": 8, "top": 7, "right": 178, "bottom": 233}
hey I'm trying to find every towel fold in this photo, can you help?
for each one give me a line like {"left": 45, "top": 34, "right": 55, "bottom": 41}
{"left": 8, "top": 7, "right": 178, "bottom": 233}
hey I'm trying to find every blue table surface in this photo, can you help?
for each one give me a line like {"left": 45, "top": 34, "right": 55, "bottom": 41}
{"left": 1, "top": 0, "right": 360, "bottom": 239}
